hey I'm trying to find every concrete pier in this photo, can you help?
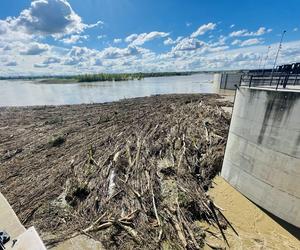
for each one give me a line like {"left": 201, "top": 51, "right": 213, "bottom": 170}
{"left": 0, "top": 192, "right": 46, "bottom": 249}
{"left": 213, "top": 72, "right": 242, "bottom": 90}
{"left": 221, "top": 86, "right": 300, "bottom": 228}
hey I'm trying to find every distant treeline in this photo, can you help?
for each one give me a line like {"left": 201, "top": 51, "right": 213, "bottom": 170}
{"left": 0, "top": 70, "right": 247, "bottom": 82}
{"left": 0, "top": 71, "right": 195, "bottom": 82}
{"left": 0, "top": 75, "right": 75, "bottom": 80}
{"left": 76, "top": 72, "right": 192, "bottom": 82}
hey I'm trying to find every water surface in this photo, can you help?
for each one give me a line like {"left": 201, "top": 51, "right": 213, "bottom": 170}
{"left": 0, "top": 74, "right": 213, "bottom": 107}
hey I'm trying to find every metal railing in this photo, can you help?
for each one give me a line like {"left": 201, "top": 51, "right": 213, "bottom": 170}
{"left": 240, "top": 72, "right": 300, "bottom": 90}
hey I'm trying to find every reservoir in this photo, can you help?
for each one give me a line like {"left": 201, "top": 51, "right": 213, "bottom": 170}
{"left": 0, "top": 74, "right": 213, "bottom": 107}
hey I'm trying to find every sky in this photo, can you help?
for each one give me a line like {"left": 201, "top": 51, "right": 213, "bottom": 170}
{"left": 0, "top": 0, "right": 300, "bottom": 76}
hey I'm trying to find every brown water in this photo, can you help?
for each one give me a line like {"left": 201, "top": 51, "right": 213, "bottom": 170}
{"left": 206, "top": 176, "right": 300, "bottom": 249}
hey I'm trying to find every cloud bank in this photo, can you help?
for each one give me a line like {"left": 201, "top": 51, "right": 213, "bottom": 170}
{"left": 0, "top": 0, "right": 298, "bottom": 76}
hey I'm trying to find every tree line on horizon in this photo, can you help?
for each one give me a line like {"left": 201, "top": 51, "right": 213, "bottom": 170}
{"left": 0, "top": 72, "right": 194, "bottom": 82}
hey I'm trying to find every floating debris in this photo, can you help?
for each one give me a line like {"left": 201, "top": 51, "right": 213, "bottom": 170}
{"left": 0, "top": 94, "right": 233, "bottom": 249}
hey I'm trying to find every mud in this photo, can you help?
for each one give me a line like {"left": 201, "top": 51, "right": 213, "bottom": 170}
{"left": 206, "top": 176, "right": 300, "bottom": 249}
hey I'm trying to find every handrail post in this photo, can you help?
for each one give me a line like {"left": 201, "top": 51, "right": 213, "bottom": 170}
{"left": 270, "top": 74, "right": 274, "bottom": 86}
{"left": 276, "top": 75, "right": 281, "bottom": 90}
{"left": 294, "top": 75, "right": 298, "bottom": 86}
{"left": 249, "top": 75, "right": 253, "bottom": 88}
{"left": 239, "top": 74, "right": 243, "bottom": 87}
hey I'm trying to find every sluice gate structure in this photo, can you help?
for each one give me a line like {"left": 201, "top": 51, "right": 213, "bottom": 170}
{"left": 221, "top": 70, "right": 300, "bottom": 228}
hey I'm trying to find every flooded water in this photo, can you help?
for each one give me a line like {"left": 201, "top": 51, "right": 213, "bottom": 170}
{"left": 0, "top": 74, "right": 213, "bottom": 107}
{"left": 206, "top": 176, "right": 300, "bottom": 250}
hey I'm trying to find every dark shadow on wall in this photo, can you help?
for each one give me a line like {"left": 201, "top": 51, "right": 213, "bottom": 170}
{"left": 257, "top": 91, "right": 298, "bottom": 145}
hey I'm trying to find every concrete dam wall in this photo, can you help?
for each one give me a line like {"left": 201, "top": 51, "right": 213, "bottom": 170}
{"left": 221, "top": 86, "right": 300, "bottom": 228}
{"left": 213, "top": 72, "right": 243, "bottom": 90}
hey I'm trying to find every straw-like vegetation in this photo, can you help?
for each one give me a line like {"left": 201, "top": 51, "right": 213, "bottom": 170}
{"left": 0, "top": 94, "right": 235, "bottom": 249}
{"left": 0, "top": 72, "right": 193, "bottom": 83}
{"left": 76, "top": 72, "right": 192, "bottom": 82}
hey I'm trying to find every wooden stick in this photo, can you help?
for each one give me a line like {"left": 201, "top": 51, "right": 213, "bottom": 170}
{"left": 216, "top": 206, "right": 239, "bottom": 236}
{"left": 209, "top": 201, "right": 229, "bottom": 247}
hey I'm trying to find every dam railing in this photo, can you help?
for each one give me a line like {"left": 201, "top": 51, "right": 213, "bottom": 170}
{"left": 240, "top": 73, "right": 300, "bottom": 90}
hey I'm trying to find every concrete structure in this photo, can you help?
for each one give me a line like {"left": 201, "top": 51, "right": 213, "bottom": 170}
{"left": 0, "top": 192, "right": 25, "bottom": 239}
{"left": 221, "top": 86, "right": 300, "bottom": 228}
{"left": 0, "top": 192, "right": 46, "bottom": 249}
{"left": 213, "top": 72, "right": 243, "bottom": 91}
{"left": 5, "top": 227, "right": 46, "bottom": 250}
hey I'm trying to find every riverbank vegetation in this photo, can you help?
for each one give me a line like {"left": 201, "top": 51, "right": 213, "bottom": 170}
{"left": 76, "top": 72, "right": 193, "bottom": 82}
{"left": 0, "top": 72, "right": 194, "bottom": 83}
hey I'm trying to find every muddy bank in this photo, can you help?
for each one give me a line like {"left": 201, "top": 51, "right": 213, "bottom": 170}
{"left": 0, "top": 94, "right": 232, "bottom": 249}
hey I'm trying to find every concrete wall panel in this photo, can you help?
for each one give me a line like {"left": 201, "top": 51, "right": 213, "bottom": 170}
{"left": 222, "top": 87, "right": 300, "bottom": 227}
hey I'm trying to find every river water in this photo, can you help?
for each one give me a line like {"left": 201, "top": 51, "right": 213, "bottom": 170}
{"left": 0, "top": 74, "right": 214, "bottom": 107}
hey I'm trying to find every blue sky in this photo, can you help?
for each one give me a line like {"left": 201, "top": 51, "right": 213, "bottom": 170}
{"left": 0, "top": 0, "right": 300, "bottom": 76}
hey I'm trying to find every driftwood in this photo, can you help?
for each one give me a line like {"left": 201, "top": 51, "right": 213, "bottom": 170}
{"left": 0, "top": 94, "right": 233, "bottom": 249}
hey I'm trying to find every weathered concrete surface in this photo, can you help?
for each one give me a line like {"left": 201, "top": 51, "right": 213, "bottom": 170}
{"left": 213, "top": 73, "right": 242, "bottom": 90}
{"left": 5, "top": 227, "right": 46, "bottom": 250}
{"left": 0, "top": 192, "right": 25, "bottom": 238}
{"left": 222, "top": 86, "right": 300, "bottom": 227}
{"left": 0, "top": 192, "right": 46, "bottom": 249}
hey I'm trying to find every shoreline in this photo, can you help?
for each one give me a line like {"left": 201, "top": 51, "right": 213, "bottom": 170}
{"left": 0, "top": 93, "right": 231, "bottom": 109}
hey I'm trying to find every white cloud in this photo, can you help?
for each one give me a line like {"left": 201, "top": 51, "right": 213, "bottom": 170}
{"left": 293, "top": 27, "right": 298, "bottom": 32}
{"left": 100, "top": 45, "right": 149, "bottom": 59}
{"left": 0, "top": 20, "right": 33, "bottom": 44}
{"left": 34, "top": 63, "right": 49, "bottom": 68}
{"left": 2, "top": 45, "right": 12, "bottom": 51}
{"left": 3, "top": 39, "right": 300, "bottom": 75}
{"left": 230, "top": 27, "right": 272, "bottom": 37}
{"left": 0, "top": 2, "right": 298, "bottom": 76}
{"left": 231, "top": 39, "right": 241, "bottom": 45}
{"left": 43, "top": 57, "right": 61, "bottom": 64}
{"left": 85, "top": 21, "right": 103, "bottom": 29}
{"left": 63, "top": 58, "right": 82, "bottom": 66}
{"left": 68, "top": 46, "right": 97, "bottom": 57}
{"left": 209, "top": 35, "right": 227, "bottom": 47}
{"left": 0, "top": 21, "right": 8, "bottom": 35}
{"left": 61, "top": 35, "right": 89, "bottom": 44}
{"left": 59, "top": 46, "right": 97, "bottom": 66}
{"left": 231, "top": 38, "right": 262, "bottom": 47}
{"left": 125, "top": 34, "right": 138, "bottom": 43}
{"left": 191, "top": 23, "right": 216, "bottom": 38}
{"left": 163, "top": 37, "right": 183, "bottom": 45}
{"left": 94, "top": 58, "right": 102, "bottom": 66}
{"left": 127, "top": 31, "right": 170, "bottom": 46}
{"left": 3, "top": 0, "right": 102, "bottom": 38}
{"left": 230, "top": 29, "right": 247, "bottom": 37}
{"left": 186, "top": 22, "right": 192, "bottom": 27}
{"left": 113, "top": 38, "right": 122, "bottom": 44}
{"left": 97, "top": 35, "right": 107, "bottom": 40}
{"left": 172, "top": 38, "right": 207, "bottom": 51}
{"left": 20, "top": 42, "right": 50, "bottom": 55}
{"left": 240, "top": 38, "right": 263, "bottom": 47}
{"left": 230, "top": 24, "right": 235, "bottom": 29}
{"left": 5, "top": 61, "right": 17, "bottom": 66}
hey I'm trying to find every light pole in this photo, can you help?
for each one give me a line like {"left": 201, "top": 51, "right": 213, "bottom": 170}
{"left": 262, "top": 46, "right": 271, "bottom": 75}
{"left": 270, "top": 30, "right": 286, "bottom": 85}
